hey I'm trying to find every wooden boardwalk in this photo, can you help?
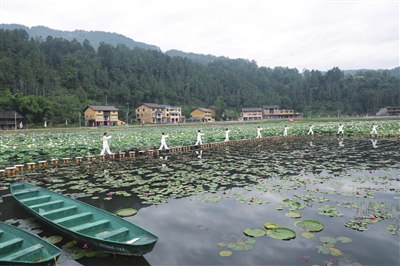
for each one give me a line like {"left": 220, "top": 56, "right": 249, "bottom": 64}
{"left": 1, "top": 133, "right": 398, "bottom": 177}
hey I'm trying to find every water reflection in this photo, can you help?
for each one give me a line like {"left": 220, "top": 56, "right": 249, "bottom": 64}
{"left": 370, "top": 139, "right": 378, "bottom": 149}
{"left": 0, "top": 139, "right": 399, "bottom": 265}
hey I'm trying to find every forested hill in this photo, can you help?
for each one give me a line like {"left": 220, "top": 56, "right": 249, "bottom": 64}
{"left": 0, "top": 28, "right": 399, "bottom": 125}
{"left": 0, "top": 24, "right": 160, "bottom": 51}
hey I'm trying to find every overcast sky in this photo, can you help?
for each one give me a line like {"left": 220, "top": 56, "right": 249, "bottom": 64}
{"left": 1, "top": 0, "right": 398, "bottom": 71}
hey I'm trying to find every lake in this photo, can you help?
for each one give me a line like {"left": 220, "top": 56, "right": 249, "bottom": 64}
{"left": 0, "top": 137, "right": 399, "bottom": 266}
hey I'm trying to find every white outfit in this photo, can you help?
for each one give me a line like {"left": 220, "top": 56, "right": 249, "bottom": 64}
{"left": 338, "top": 140, "right": 344, "bottom": 147}
{"left": 256, "top": 127, "right": 263, "bottom": 138}
{"left": 159, "top": 134, "right": 169, "bottom": 150}
{"left": 370, "top": 139, "right": 378, "bottom": 148}
{"left": 195, "top": 132, "right": 204, "bottom": 145}
{"left": 100, "top": 135, "right": 112, "bottom": 155}
{"left": 224, "top": 130, "right": 231, "bottom": 142}
{"left": 370, "top": 125, "right": 378, "bottom": 134}
{"left": 337, "top": 125, "right": 344, "bottom": 134}
{"left": 283, "top": 127, "right": 288, "bottom": 136}
{"left": 307, "top": 126, "right": 314, "bottom": 135}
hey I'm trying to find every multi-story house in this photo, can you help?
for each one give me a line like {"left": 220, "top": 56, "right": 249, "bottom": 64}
{"left": 190, "top": 108, "right": 215, "bottom": 122}
{"left": 262, "top": 105, "right": 296, "bottom": 118}
{"left": 239, "top": 108, "right": 263, "bottom": 121}
{"left": 135, "top": 103, "right": 184, "bottom": 124}
{"left": 83, "top": 105, "right": 123, "bottom": 127}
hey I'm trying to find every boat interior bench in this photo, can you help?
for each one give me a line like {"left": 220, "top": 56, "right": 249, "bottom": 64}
{"left": 30, "top": 200, "right": 64, "bottom": 212}
{"left": 40, "top": 206, "right": 78, "bottom": 219}
{"left": 0, "top": 237, "right": 24, "bottom": 256}
{"left": 96, "top": 227, "right": 129, "bottom": 241}
{"left": 20, "top": 195, "right": 51, "bottom": 205}
{"left": 1, "top": 244, "right": 44, "bottom": 262}
{"left": 70, "top": 219, "right": 110, "bottom": 235}
{"left": 53, "top": 212, "right": 93, "bottom": 227}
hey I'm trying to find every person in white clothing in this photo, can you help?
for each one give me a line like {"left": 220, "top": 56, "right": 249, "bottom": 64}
{"left": 370, "top": 139, "right": 378, "bottom": 148}
{"left": 159, "top": 133, "right": 169, "bottom": 150}
{"left": 224, "top": 128, "right": 231, "bottom": 142}
{"left": 100, "top": 133, "right": 112, "bottom": 155}
{"left": 338, "top": 138, "right": 345, "bottom": 147}
{"left": 337, "top": 124, "right": 344, "bottom": 135}
{"left": 283, "top": 126, "right": 288, "bottom": 136}
{"left": 256, "top": 126, "right": 263, "bottom": 138}
{"left": 307, "top": 125, "right": 314, "bottom": 135}
{"left": 195, "top": 130, "right": 204, "bottom": 145}
{"left": 370, "top": 124, "right": 378, "bottom": 134}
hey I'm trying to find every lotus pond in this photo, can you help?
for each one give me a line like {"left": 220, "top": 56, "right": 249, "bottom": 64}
{"left": 0, "top": 136, "right": 399, "bottom": 266}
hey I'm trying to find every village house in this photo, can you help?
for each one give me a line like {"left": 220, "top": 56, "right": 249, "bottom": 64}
{"left": 0, "top": 111, "right": 24, "bottom": 130}
{"left": 135, "top": 103, "right": 185, "bottom": 124}
{"left": 83, "top": 105, "right": 124, "bottom": 127}
{"left": 190, "top": 108, "right": 215, "bottom": 122}
{"left": 238, "top": 108, "right": 263, "bottom": 121}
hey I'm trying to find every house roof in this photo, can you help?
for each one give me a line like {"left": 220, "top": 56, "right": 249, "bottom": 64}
{"left": 242, "top": 108, "right": 262, "bottom": 112}
{"left": 207, "top": 106, "right": 215, "bottom": 109}
{"left": 192, "top": 108, "right": 211, "bottom": 113}
{"left": 84, "top": 105, "right": 119, "bottom": 112}
{"left": 263, "top": 105, "right": 280, "bottom": 109}
{"left": 0, "top": 111, "right": 24, "bottom": 119}
{"left": 138, "top": 103, "right": 181, "bottom": 109}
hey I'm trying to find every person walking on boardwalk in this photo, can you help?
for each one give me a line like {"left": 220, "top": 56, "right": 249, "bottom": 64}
{"left": 370, "top": 124, "right": 378, "bottom": 134}
{"left": 337, "top": 123, "right": 344, "bottom": 135}
{"left": 256, "top": 126, "right": 263, "bottom": 138}
{"left": 195, "top": 130, "right": 204, "bottom": 145}
{"left": 100, "top": 133, "right": 112, "bottom": 155}
{"left": 224, "top": 128, "right": 231, "bottom": 142}
{"left": 307, "top": 125, "right": 314, "bottom": 135}
{"left": 283, "top": 125, "right": 288, "bottom": 136}
{"left": 159, "top": 132, "right": 169, "bottom": 150}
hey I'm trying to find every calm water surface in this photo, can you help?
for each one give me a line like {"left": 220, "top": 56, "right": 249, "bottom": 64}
{"left": 0, "top": 138, "right": 399, "bottom": 266}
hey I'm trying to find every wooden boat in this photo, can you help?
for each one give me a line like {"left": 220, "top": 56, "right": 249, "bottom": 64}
{"left": 0, "top": 221, "right": 61, "bottom": 266}
{"left": 10, "top": 182, "right": 158, "bottom": 256}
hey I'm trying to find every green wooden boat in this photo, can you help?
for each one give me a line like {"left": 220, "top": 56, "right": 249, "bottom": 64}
{"left": 0, "top": 221, "right": 61, "bottom": 266}
{"left": 10, "top": 182, "right": 158, "bottom": 256}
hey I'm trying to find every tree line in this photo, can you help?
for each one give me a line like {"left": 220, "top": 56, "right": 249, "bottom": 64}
{"left": 0, "top": 28, "right": 399, "bottom": 124}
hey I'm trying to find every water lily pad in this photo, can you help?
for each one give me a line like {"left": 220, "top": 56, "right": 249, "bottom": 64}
{"left": 301, "top": 232, "right": 315, "bottom": 239}
{"left": 42, "top": 235, "right": 63, "bottom": 244}
{"left": 217, "top": 242, "right": 227, "bottom": 247}
{"left": 314, "top": 245, "right": 330, "bottom": 254}
{"left": 219, "top": 250, "right": 232, "bottom": 257}
{"left": 336, "top": 236, "right": 352, "bottom": 243}
{"left": 266, "top": 227, "right": 296, "bottom": 240}
{"left": 294, "top": 220, "right": 324, "bottom": 232}
{"left": 116, "top": 208, "right": 137, "bottom": 217}
{"left": 285, "top": 211, "right": 302, "bottom": 218}
{"left": 243, "top": 228, "right": 267, "bottom": 237}
{"left": 320, "top": 236, "right": 337, "bottom": 244}
{"left": 329, "top": 247, "right": 342, "bottom": 256}
{"left": 264, "top": 222, "right": 279, "bottom": 229}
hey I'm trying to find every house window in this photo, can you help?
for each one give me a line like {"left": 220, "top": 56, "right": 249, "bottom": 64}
{"left": 96, "top": 115, "right": 102, "bottom": 119}
{"left": 111, "top": 115, "right": 117, "bottom": 119}
{"left": 143, "top": 108, "right": 145, "bottom": 111}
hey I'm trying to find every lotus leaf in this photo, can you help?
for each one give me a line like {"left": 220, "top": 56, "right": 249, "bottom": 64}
{"left": 116, "top": 208, "right": 138, "bottom": 217}
{"left": 336, "top": 236, "right": 352, "bottom": 243}
{"left": 294, "top": 220, "right": 324, "bottom": 232}
{"left": 264, "top": 222, "right": 279, "bottom": 229}
{"left": 330, "top": 247, "right": 342, "bottom": 256}
{"left": 314, "top": 245, "right": 331, "bottom": 254}
{"left": 266, "top": 227, "right": 296, "bottom": 240}
{"left": 320, "top": 236, "right": 337, "bottom": 244}
{"left": 285, "top": 211, "right": 302, "bottom": 218}
{"left": 243, "top": 228, "right": 267, "bottom": 237}
{"left": 42, "top": 235, "right": 63, "bottom": 244}
{"left": 301, "top": 232, "right": 315, "bottom": 239}
{"left": 219, "top": 250, "right": 232, "bottom": 257}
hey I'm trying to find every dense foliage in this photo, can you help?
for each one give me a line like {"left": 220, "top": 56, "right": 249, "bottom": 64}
{"left": 0, "top": 28, "right": 399, "bottom": 124}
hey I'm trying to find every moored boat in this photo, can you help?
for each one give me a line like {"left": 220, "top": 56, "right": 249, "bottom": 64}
{"left": 0, "top": 221, "right": 61, "bottom": 266}
{"left": 10, "top": 182, "right": 158, "bottom": 256}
